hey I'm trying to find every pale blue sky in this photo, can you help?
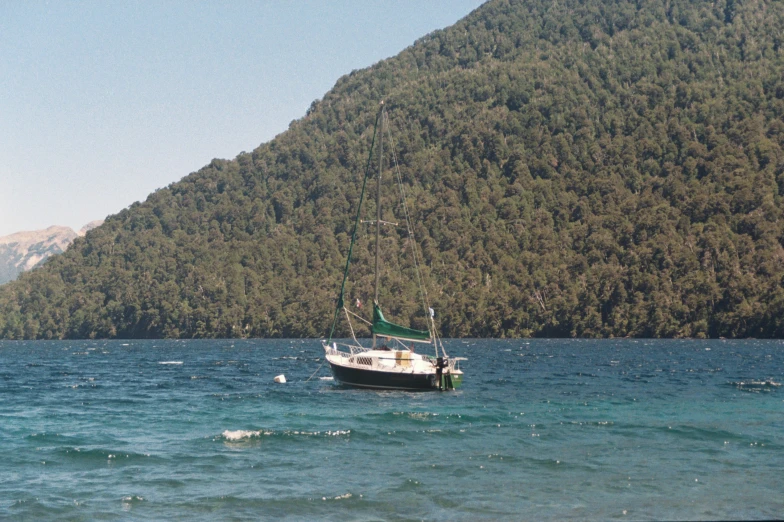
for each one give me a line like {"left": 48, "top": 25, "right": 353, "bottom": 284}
{"left": 0, "top": 1, "right": 484, "bottom": 237}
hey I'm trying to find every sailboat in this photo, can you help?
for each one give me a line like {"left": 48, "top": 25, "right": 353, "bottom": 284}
{"left": 322, "top": 102, "right": 465, "bottom": 391}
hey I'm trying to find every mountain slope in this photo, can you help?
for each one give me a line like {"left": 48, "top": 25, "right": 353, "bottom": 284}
{"left": 0, "top": 227, "right": 77, "bottom": 285}
{"left": 1, "top": 0, "right": 784, "bottom": 339}
{"left": 0, "top": 222, "right": 104, "bottom": 285}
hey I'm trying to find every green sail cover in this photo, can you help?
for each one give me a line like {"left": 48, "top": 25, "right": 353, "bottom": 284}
{"left": 372, "top": 304, "right": 431, "bottom": 343}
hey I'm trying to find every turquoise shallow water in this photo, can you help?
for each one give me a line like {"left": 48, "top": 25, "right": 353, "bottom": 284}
{"left": 0, "top": 338, "right": 782, "bottom": 520}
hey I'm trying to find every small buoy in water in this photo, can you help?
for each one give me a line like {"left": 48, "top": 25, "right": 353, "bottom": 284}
{"left": 274, "top": 374, "right": 286, "bottom": 383}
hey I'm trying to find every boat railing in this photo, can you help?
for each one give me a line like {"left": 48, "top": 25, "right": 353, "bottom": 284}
{"left": 325, "top": 341, "right": 370, "bottom": 357}
{"left": 324, "top": 344, "right": 349, "bottom": 359}
{"left": 449, "top": 357, "right": 467, "bottom": 372}
{"left": 420, "top": 354, "right": 464, "bottom": 372}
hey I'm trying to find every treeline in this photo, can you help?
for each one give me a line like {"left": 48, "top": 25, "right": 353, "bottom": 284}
{"left": 1, "top": 0, "right": 784, "bottom": 339}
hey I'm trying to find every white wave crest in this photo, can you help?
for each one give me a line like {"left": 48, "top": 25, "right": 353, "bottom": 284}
{"left": 158, "top": 361, "right": 183, "bottom": 365}
{"left": 324, "top": 430, "right": 350, "bottom": 436}
{"left": 221, "top": 428, "right": 350, "bottom": 440}
{"left": 222, "top": 429, "right": 262, "bottom": 441}
{"left": 322, "top": 493, "right": 353, "bottom": 501}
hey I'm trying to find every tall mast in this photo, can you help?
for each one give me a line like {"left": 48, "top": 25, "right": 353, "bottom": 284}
{"left": 374, "top": 103, "right": 384, "bottom": 305}
{"left": 326, "top": 102, "right": 383, "bottom": 344}
{"left": 372, "top": 102, "right": 385, "bottom": 348}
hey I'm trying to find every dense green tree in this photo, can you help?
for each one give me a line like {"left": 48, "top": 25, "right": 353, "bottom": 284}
{"left": 1, "top": 0, "right": 784, "bottom": 339}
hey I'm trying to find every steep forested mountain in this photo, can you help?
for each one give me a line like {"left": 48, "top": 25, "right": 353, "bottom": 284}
{"left": 2, "top": 0, "right": 784, "bottom": 339}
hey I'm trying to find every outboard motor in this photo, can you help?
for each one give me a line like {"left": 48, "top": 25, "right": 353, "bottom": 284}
{"left": 436, "top": 357, "right": 452, "bottom": 390}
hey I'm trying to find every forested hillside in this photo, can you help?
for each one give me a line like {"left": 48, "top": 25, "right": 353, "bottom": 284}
{"left": 2, "top": 0, "right": 784, "bottom": 339}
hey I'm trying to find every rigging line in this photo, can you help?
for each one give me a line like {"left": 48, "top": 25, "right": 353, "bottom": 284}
{"left": 343, "top": 307, "right": 360, "bottom": 344}
{"left": 393, "top": 337, "right": 410, "bottom": 350}
{"left": 344, "top": 307, "right": 372, "bottom": 326}
{"left": 384, "top": 111, "right": 446, "bottom": 359}
{"left": 384, "top": 111, "right": 434, "bottom": 355}
{"left": 305, "top": 358, "right": 326, "bottom": 383}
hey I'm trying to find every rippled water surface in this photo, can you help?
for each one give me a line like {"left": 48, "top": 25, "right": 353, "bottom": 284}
{"left": 1, "top": 338, "right": 783, "bottom": 520}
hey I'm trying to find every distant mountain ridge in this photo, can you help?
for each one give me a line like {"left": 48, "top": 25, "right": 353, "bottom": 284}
{"left": 0, "top": 221, "right": 102, "bottom": 285}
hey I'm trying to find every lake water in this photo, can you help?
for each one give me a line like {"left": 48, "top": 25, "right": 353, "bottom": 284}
{"left": 1, "top": 338, "right": 782, "bottom": 520}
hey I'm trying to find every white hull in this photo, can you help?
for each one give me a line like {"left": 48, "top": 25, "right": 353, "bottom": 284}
{"left": 323, "top": 342, "right": 463, "bottom": 390}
